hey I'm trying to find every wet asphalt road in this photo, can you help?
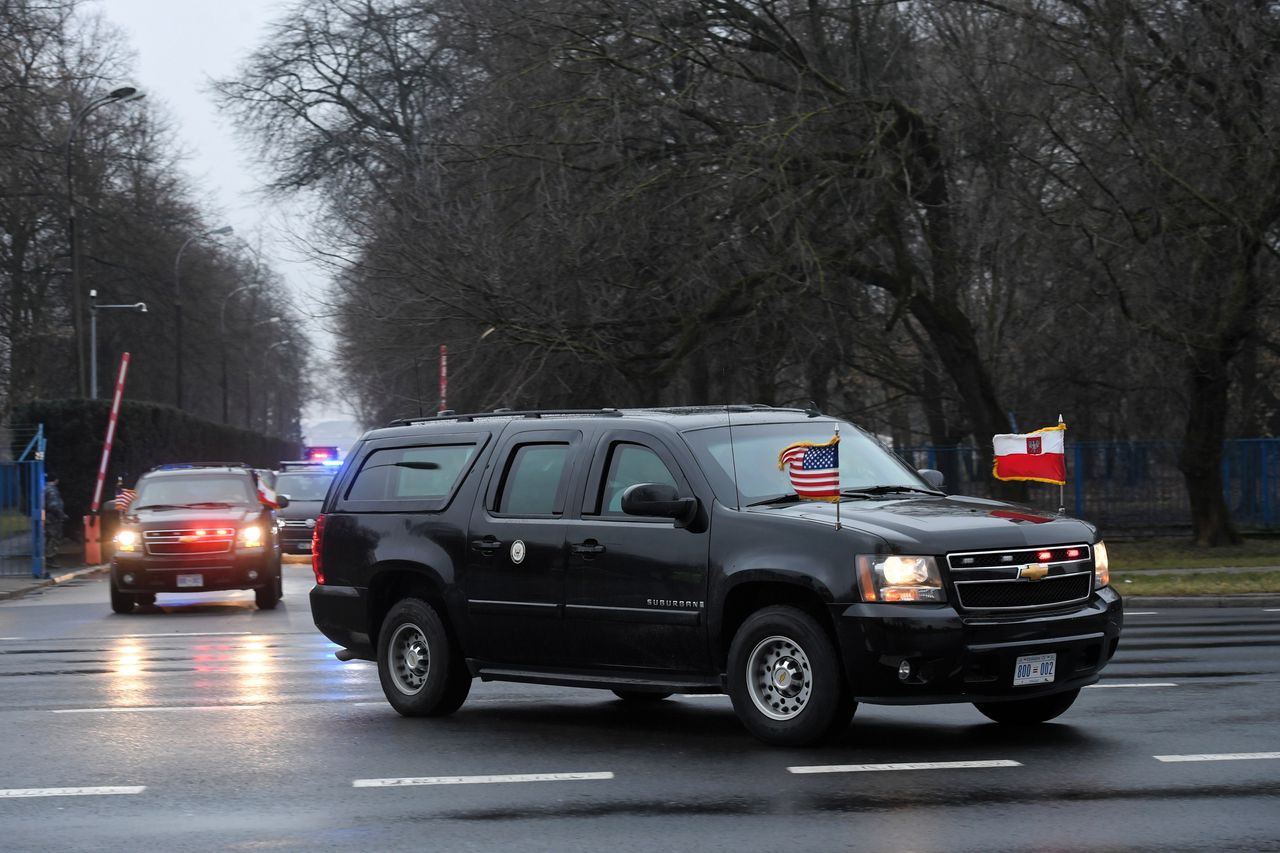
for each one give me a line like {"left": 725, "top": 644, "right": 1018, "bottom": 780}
{"left": 1, "top": 567, "right": 1278, "bottom": 852}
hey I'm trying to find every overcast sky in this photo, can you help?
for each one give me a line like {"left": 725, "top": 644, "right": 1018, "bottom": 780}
{"left": 95, "top": 0, "right": 358, "bottom": 438}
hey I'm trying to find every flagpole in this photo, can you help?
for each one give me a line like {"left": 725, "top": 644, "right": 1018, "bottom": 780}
{"left": 834, "top": 424, "right": 841, "bottom": 530}
{"left": 1058, "top": 413, "right": 1066, "bottom": 516}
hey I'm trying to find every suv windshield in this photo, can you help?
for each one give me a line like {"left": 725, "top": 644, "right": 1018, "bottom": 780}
{"left": 682, "top": 421, "right": 927, "bottom": 507}
{"left": 133, "top": 473, "right": 256, "bottom": 508}
{"left": 275, "top": 472, "right": 335, "bottom": 502}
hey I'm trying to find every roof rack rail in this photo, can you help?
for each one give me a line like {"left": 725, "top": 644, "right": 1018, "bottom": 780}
{"left": 150, "top": 461, "right": 250, "bottom": 471}
{"left": 388, "top": 408, "right": 624, "bottom": 427}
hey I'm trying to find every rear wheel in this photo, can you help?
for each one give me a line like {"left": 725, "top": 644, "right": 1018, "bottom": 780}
{"left": 727, "top": 605, "right": 855, "bottom": 746}
{"left": 612, "top": 690, "right": 672, "bottom": 703}
{"left": 135, "top": 593, "right": 156, "bottom": 607}
{"left": 109, "top": 579, "right": 134, "bottom": 614}
{"left": 973, "top": 688, "right": 1081, "bottom": 725}
{"left": 378, "top": 598, "right": 472, "bottom": 717}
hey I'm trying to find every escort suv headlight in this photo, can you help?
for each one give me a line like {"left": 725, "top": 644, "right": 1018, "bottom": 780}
{"left": 237, "top": 525, "right": 264, "bottom": 549}
{"left": 1093, "top": 541, "right": 1110, "bottom": 588}
{"left": 115, "top": 529, "right": 140, "bottom": 553}
{"left": 857, "top": 555, "right": 945, "bottom": 603}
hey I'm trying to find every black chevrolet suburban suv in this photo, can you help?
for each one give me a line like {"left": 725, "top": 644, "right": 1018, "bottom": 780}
{"left": 112, "top": 463, "right": 288, "bottom": 613}
{"left": 310, "top": 407, "right": 1122, "bottom": 745}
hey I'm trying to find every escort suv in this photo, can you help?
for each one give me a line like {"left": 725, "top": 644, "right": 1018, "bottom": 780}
{"left": 274, "top": 462, "right": 339, "bottom": 555}
{"left": 309, "top": 407, "right": 1123, "bottom": 746}
{"left": 111, "top": 463, "right": 288, "bottom": 613}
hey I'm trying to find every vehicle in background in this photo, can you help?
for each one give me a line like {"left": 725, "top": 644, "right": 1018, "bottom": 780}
{"left": 274, "top": 462, "right": 338, "bottom": 555}
{"left": 302, "top": 446, "right": 343, "bottom": 466}
{"left": 110, "top": 463, "right": 288, "bottom": 613}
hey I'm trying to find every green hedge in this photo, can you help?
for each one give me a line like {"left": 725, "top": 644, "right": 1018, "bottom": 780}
{"left": 9, "top": 399, "right": 300, "bottom": 526}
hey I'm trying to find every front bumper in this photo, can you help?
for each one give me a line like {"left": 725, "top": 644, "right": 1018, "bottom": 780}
{"left": 112, "top": 550, "right": 275, "bottom": 593}
{"left": 279, "top": 531, "right": 314, "bottom": 554}
{"left": 833, "top": 586, "right": 1123, "bottom": 704}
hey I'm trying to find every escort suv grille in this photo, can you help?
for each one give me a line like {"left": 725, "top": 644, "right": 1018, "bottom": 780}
{"left": 280, "top": 519, "right": 312, "bottom": 528}
{"left": 947, "top": 544, "right": 1093, "bottom": 612}
{"left": 144, "top": 528, "right": 235, "bottom": 555}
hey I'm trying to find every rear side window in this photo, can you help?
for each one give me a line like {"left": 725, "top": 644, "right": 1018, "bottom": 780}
{"left": 343, "top": 444, "right": 477, "bottom": 507}
{"left": 497, "top": 444, "right": 570, "bottom": 515}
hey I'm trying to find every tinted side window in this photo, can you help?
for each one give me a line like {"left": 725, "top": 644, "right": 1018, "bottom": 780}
{"left": 347, "top": 445, "right": 476, "bottom": 502}
{"left": 599, "top": 443, "right": 678, "bottom": 515}
{"left": 497, "top": 444, "right": 570, "bottom": 515}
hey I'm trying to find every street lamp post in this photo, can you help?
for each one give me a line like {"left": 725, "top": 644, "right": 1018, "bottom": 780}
{"left": 173, "top": 225, "right": 233, "bottom": 410}
{"left": 89, "top": 289, "right": 148, "bottom": 399}
{"left": 219, "top": 284, "right": 261, "bottom": 423}
{"left": 249, "top": 339, "right": 292, "bottom": 432}
{"left": 65, "top": 84, "right": 145, "bottom": 398}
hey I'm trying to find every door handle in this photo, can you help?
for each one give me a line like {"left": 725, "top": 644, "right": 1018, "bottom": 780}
{"left": 570, "top": 540, "right": 605, "bottom": 556}
{"left": 471, "top": 538, "right": 502, "bottom": 554}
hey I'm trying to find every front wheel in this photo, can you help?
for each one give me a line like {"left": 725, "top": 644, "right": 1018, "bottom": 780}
{"left": 378, "top": 598, "right": 472, "bottom": 717}
{"left": 727, "top": 605, "right": 855, "bottom": 746}
{"left": 254, "top": 573, "right": 281, "bottom": 610}
{"left": 109, "top": 579, "right": 134, "bottom": 614}
{"left": 973, "top": 688, "right": 1081, "bottom": 725}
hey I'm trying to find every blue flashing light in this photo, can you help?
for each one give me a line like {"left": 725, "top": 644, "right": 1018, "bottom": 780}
{"left": 322, "top": 459, "right": 342, "bottom": 467}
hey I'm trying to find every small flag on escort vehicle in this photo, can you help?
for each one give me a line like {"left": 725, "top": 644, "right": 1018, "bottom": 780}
{"left": 257, "top": 482, "right": 281, "bottom": 508}
{"left": 778, "top": 433, "right": 841, "bottom": 501}
{"left": 992, "top": 422, "right": 1066, "bottom": 485}
{"left": 115, "top": 487, "right": 137, "bottom": 510}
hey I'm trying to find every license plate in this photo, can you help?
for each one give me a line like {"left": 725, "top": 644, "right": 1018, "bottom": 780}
{"left": 176, "top": 574, "right": 204, "bottom": 588}
{"left": 1013, "top": 653, "right": 1056, "bottom": 686}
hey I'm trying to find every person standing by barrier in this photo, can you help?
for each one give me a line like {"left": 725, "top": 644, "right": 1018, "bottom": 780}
{"left": 43, "top": 474, "right": 67, "bottom": 568}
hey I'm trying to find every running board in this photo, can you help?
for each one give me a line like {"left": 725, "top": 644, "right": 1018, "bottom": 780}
{"left": 470, "top": 663, "right": 723, "bottom": 694}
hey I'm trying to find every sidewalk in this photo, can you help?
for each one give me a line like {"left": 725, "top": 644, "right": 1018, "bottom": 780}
{"left": 0, "top": 562, "right": 106, "bottom": 601}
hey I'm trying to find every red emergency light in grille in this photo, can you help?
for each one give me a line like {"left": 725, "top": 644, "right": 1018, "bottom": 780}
{"left": 1036, "top": 550, "right": 1053, "bottom": 563}
{"left": 1066, "top": 547, "right": 1081, "bottom": 558}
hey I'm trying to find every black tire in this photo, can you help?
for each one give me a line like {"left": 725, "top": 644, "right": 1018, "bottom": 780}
{"left": 110, "top": 579, "right": 134, "bottom": 614}
{"left": 612, "top": 690, "right": 672, "bottom": 703}
{"left": 727, "top": 605, "right": 855, "bottom": 746}
{"left": 974, "top": 688, "right": 1081, "bottom": 725}
{"left": 136, "top": 593, "right": 156, "bottom": 607}
{"left": 378, "top": 598, "right": 472, "bottom": 717}
{"left": 254, "top": 573, "right": 281, "bottom": 610}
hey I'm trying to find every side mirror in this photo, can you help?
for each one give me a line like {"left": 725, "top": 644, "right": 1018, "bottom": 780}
{"left": 917, "top": 469, "right": 946, "bottom": 492}
{"left": 620, "top": 483, "right": 697, "bottom": 525}
{"left": 275, "top": 495, "right": 291, "bottom": 509}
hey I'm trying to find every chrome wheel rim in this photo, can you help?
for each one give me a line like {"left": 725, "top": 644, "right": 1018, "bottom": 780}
{"left": 388, "top": 622, "right": 430, "bottom": 696}
{"left": 746, "top": 634, "right": 813, "bottom": 721}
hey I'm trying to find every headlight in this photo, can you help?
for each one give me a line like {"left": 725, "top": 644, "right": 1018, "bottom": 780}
{"left": 857, "top": 555, "right": 945, "bottom": 603}
{"left": 1093, "top": 541, "right": 1110, "bottom": 588}
{"left": 238, "top": 525, "right": 264, "bottom": 548}
{"left": 115, "top": 529, "right": 140, "bottom": 552}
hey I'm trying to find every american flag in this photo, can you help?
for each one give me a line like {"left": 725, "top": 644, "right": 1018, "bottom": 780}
{"left": 777, "top": 434, "right": 841, "bottom": 501}
{"left": 116, "top": 487, "right": 137, "bottom": 510}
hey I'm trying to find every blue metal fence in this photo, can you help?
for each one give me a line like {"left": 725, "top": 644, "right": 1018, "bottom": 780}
{"left": 1, "top": 426, "right": 46, "bottom": 577}
{"left": 897, "top": 438, "right": 1280, "bottom": 532}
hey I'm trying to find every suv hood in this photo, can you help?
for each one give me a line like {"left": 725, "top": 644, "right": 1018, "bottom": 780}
{"left": 757, "top": 494, "right": 1097, "bottom": 551}
{"left": 277, "top": 499, "right": 323, "bottom": 521}
{"left": 126, "top": 507, "right": 261, "bottom": 526}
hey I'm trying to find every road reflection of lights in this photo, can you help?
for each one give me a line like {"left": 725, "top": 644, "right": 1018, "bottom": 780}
{"left": 235, "top": 636, "right": 277, "bottom": 705}
{"left": 108, "top": 639, "right": 152, "bottom": 706}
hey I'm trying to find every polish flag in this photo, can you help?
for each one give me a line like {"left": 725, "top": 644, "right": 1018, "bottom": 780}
{"left": 992, "top": 424, "right": 1066, "bottom": 484}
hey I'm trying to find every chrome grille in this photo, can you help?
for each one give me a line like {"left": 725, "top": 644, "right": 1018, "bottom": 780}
{"left": 143, "top": 528, "right": 235, "bottom": 556}
{"left": 948, "top": 543, "right": 1093, "bottom": 611}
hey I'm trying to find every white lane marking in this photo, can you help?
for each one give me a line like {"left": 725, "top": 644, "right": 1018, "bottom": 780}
{"left": 1265, "top": 609, "right": 1280, "bottom": 612}
{"left": 0, "top": 786, "right": 145, "bottom": 799}
{"left": 54, "top": 705, "right": 262, "bottom": 714}
{"left": 1125, "top": 611, "right": 1158, "bottom": 615}
{"left": 1086, "top": 682, "right": 1178, "bottom": 689}
{"left": 1155, "top": 752, "right": 1280, "bottom": 763}
{"left": 789, "top": 760, "right": 1021, "bottom": 775}
{"left": 354, "top": 772, "right": 614, "bottom": 788}
{"left": 681, "top": 694, "right": 728, "bottom": 699}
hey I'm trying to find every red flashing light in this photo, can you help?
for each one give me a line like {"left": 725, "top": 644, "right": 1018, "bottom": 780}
{"left": 1066, "top": 547, "right": 1081, "bottom": 559}
{"left": 1036, "top": 550, "right": 1053, "bottom": 563}
{"left": 312, "top": 514, "right": 325, "bottom": 585}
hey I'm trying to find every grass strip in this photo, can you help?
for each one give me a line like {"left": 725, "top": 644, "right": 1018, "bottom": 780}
{"left": 1114, "top": 571, "right": 1280, "bottom": 596}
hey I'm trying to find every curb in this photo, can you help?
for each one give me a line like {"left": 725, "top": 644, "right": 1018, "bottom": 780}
{"left": 0, "top": 564, "right": 107, "bottom": 601}
{"left": 1122, "top": 594, "right": 1280, "bottom": 608}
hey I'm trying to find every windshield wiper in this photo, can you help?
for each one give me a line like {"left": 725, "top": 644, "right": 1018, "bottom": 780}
{"left": 841, "top": 485, "right": 945, "bottom": 498}
{"left": 183, "top": 501, "right": 239, "bottom": 508}
{"left": 131, "top": 503, "right": 185, "bottom": 511}
{"left": 746, "top": 494, "right": 805, "bottom": 507}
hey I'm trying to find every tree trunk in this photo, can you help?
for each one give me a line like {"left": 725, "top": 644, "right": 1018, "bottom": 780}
{"left": 1179, "top": 351, "right": 1241, "bottom": 546}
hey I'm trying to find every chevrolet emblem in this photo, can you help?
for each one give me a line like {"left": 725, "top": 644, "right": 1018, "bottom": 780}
{"left": 1020, "top": 564, "right": 1049, "bottom": 581}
